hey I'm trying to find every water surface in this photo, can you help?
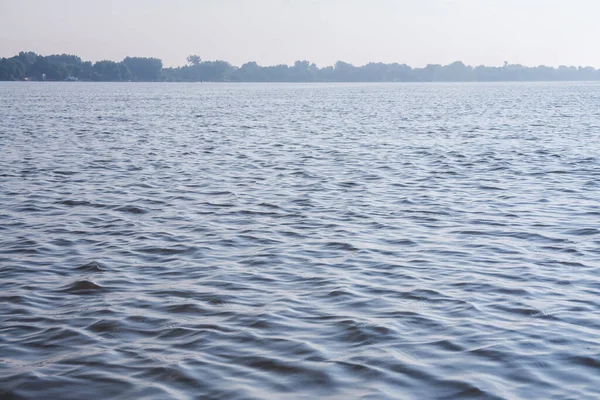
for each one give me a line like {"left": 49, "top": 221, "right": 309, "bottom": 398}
{"left": 1, "top": 82, "right": 600, "bottom": 399}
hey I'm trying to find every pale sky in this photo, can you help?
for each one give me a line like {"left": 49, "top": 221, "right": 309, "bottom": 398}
{"left": 1, "top": 0, "right": 599, "bottom": 68}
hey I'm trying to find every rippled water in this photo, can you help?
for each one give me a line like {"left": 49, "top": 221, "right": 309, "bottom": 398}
{"left": 1, "top": 82, "right": 600, "bottom": 399}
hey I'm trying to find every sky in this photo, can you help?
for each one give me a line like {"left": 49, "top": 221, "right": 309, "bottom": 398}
{"left": 1, "top": 0, "right": 599, "bottom": 68}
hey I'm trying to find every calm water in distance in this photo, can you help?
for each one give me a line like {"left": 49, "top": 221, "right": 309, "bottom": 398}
{"left": 1, "top": 82, "right": 600, "bottom": 399}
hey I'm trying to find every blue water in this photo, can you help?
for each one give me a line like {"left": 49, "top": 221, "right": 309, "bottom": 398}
{"left": 1, "top": 82, "right": 600, "bottom": 399}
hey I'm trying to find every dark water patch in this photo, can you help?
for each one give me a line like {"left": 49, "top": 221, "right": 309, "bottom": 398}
{"left": 566, "top": 355, "right": 600, "bottom": 370}
{"left": 52, "top": 170, "right": 79, "bottom": 176}
{"left": 323, "top": 241, "right": 359, "bottom": 251}
{"left": 86, "top": 319, "right": 123, "bottom": 334}
{"left": 162, "top": 303, "right": 209, "bottom": 315}
{"left": 383, "top": 238, "right": 418, "bottom": 246}
{"left": 58, "top": 199, "right": 106, "bottom": 208}
{"left": 565, "top": 228, "right": 600, "bottom": 236}
{"left": 135, "top": 245, "right": 197, "bottom": 256}
{"left": 114, "top": 205, "right": 148, "bottom": 214}
{"left": 60, "top": 280, "right": 106, "bottom": 295}
{"left": 477, "top": 185, "right": 505, "bottom": 190}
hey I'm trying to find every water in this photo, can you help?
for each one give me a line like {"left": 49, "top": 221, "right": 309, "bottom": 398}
{"left": 1, "top": 82, "right": 600, "bottom": 399}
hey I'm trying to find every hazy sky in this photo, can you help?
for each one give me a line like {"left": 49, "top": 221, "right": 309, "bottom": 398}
{"left": 1, "top": 0, "right": 599, "bottom": 68}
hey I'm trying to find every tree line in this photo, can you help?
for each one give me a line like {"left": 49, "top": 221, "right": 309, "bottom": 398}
{"left": 1, "top": 51, "right": 600, "bottom": 82}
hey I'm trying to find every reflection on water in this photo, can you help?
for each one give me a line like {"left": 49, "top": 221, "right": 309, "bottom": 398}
{"left": 1, "top": 82, "right": 600, "bottom": 399}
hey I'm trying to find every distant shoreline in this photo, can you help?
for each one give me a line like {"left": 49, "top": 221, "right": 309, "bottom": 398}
{"left": 4, "top": 80, "right": 600, "bottom": 84}
{"left": 2, "top": 51, "right": 600, "bottom": 82}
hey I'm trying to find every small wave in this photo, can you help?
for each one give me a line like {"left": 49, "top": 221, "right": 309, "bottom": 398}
{"left": 61, "top": 280, "right": 106, "bottom": 295}
{"left": 75, "top": 261, "right": 105, "bottom": 272}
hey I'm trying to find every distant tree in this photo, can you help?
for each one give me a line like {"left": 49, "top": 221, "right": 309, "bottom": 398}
{"left": 263, "top": 64, "right": 289, "bottom": 81}
{"left": 318, "top": 65, "right": 335, "bottom": 81}
{"left": 387, "top": 63, "right": 413, "bottom": 82}
{"left": 235, "top": 61, "right": 263, "bottom": 81}
{"left": 333, "top": 61, "right": 355, "bottom": 81}
{"left": 17, "top": 51, "right": 38, "bottom": 69}
{"left": 118, "top": 63, "right": 133, "bottom": 81}
{"left": 30, "top": 56, "right": 50, "bottom": 80}
{"left": 45, "top": 54, "right": 82, "bottom": 65}
{"left": 358, "top": 62, "right": 390, "bottom": 81}
{"left": 441, "top": 61, "right": 472, "bottom": 81}
{"left": 92, "top": 60, "right": 131, "bottom": 81}
{"left": 0, "top": 58, "right": 25, "bottom": 80}
{"left": 417, "top": 64, "right": 443, "bottom": 82}
{"left": 79, "top": 61, "right": 93, "bottom": 80}
{"left": 46, "top": 63, "right": 70, "bottom": 81}
{"left": 45, "top": 54, "right": 82, "bottom": 79}
{"left": 123, "top": 57, "right": 163, "bottom": 81}
{"left": 187, "top": 55, "right": 202, "bottom": 66}
{"left": 199, "top": 60, "right": 234, "bottom": 81}
{"left": 290, "top": 60, "right": 317, "bottom": 82}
